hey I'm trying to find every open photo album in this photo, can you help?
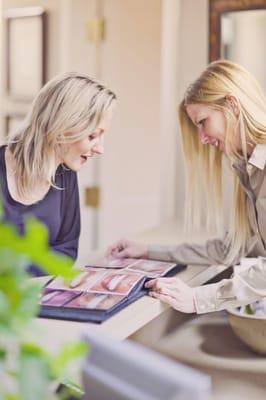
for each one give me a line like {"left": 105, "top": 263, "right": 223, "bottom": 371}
{"left": 38, "top": 257, "right": 186, "bottom": 323}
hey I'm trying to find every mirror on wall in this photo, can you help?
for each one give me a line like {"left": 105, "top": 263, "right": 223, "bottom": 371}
{"left": 209, "top": 0, "right": 266, "bottom": 90}
{"left": 221, "top": 10, "right": 266, "bottom": 90}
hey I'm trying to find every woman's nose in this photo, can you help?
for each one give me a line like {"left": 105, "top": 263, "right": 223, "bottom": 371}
{"left": 92, "top": 142, "right": 104, "bottom": 154}
{"left": 199, "top": 132, "right": 211, "bottom": 145}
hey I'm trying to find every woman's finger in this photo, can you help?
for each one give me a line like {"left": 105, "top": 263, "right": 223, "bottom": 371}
{"left": 145, "top": 278, "right": 183, "bottom": 291}
{"left": 156, "top": 286, "right": 179, "bottom": 299}
{"left": 153, "top": 277, "right": 180, "bottom": 285}
{"left": 149, "top": 291, "right": 177, "bottom": 308}
{"left": 149, "top": 291, "right": 192, "bottom": 312}
{"left": 144, "top": 279, "right": 157, "bottom": 289}
{"left": 145, "top": 279, "right": 170, "bottom": 290}
{"left": 105, "top": 239, "right": 128, "bottom": 257}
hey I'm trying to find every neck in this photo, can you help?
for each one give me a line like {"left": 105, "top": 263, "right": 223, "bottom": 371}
{"left": 247, "top": 141, "right": 256, "bottom": 157}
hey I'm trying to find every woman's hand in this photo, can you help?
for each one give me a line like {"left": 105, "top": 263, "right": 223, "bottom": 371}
{"left": 106, "top": 239, "right": 148, "bottom": 259}
{"left": 145, "top": 277, "right": 196, "bottom": 313}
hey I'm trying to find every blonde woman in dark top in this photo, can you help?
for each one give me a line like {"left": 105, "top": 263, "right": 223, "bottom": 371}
{"left": 107, "top": 60, "right": 266, "bottom": 314}
{"left": 1, "top": 72, "right": 116, "bottom": 275}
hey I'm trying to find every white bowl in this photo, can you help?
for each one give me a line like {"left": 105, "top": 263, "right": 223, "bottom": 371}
{"left": 228, "top": 307, "right": 266, "bottom": 355}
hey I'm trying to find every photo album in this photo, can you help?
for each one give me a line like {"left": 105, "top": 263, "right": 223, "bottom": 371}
{"left": 38, "top": 257, "right": 186, "bottom": 323}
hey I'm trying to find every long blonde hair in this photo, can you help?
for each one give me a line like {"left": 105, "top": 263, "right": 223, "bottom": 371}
{"left": 179, "top": 60, "right": 266, "bottom": 265}
{"left": 7, "top": 72, "right": 116, "bottom": 199}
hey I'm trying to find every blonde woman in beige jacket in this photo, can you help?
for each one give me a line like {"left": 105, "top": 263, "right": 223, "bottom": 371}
{"left": 107, "top": 60, "right": 266, "bottom": 314}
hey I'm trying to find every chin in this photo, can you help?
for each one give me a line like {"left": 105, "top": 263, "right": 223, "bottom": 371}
{"left": 63, "top": 161, "right": 82, "bottom": 172}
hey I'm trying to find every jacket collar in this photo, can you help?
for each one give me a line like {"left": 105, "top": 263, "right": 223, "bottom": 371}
{"left": 248, "top": 144, "right": 266, "bottom": 170}
{"left": 232, "top": 144, "right": 266, "bottom": 173}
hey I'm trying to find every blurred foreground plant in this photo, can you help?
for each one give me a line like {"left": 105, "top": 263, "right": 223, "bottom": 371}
{"left": 0, "top": 205, "right": 87, "bottom": 399}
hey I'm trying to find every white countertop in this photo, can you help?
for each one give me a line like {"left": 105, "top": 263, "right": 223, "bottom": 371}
{"left": 32, "top": 220, "right": 265, "bottom": 398}
{"left": 35, "top": 220, "right": 227, "bottom": 349}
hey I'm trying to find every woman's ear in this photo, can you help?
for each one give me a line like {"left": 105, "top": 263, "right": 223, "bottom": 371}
{"left": 225, "top": 95, "right": 240, "bottom": 117}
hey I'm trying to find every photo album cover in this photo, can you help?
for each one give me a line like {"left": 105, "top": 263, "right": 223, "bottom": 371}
{"left": 38, "top": 257, "right": 186, "bottom": 323}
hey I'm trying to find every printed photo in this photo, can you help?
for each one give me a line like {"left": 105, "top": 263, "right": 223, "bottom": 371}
{"left": 40, "top": 289, "right": 79, "bottom": 306}
{"left": 38, "top": 275, "right": 54, "bottom": 288}
{"left": 126, "top": 260, "right": 176, "bottom": 278}
{"left": 85, "top": 257, "right": 138, "bottom": 269}
{"left": 47, "top": 269, "right": 107, "bottom": 291}
{"left": 65, "top": 292, "right": 124, "bottom": 311}
{"left": 89, "top": 271, "right": 143, "bottom": 295}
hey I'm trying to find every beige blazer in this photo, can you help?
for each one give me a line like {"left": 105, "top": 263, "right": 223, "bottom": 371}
{"left": 148, "top": 144, "right": 266, "bottom": 313}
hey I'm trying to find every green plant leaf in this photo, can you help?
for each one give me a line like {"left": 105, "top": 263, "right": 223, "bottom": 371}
{"left": 2, "top": 394, "right": 21, "bottom": 400}
{"left": 50, "top": 341, "right": 88, "bottom": 379}
{"left": 245, "top": 304, "right": 253, "bottom": 314}
{"left": 19, "top": 344, "right": 50, "bottom": 400}
{"left": 0, "top": 218, "right": 77, "bottom": 281}
{"left": 0, "top": 291, "right": 9, "bottom": 319}
{"left": 0, "top": 206, "right": 86, "bottom": 399}
{"left": 57, "top": 380, "right": 84, "bottom": 400}
{"left": 0, "top": 347, "right": 6, "bottom": 359}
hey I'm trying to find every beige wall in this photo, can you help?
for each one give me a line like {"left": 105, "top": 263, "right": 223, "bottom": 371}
{"left": 175, "top": 0, "right": 208, "bottom": 222}
{"left": 0, "top": 0, "right": 164, "bottom": 258}
{"left": 0, "top": 0, "right": 63, "bottom": 143}
{"left": 0, "top": 0, "right": 211, "bottom": 258}
{"left": 98, "top": 0, "right": 210, "bottom": 246}
{"left": 231, "top": 10, "right": 266, "bottom": 91}
{"left": 0, "top": 0, "right": 102, "bottom": 261}
{"left": 98, "top": 0, "right": 162, "bottom": 247}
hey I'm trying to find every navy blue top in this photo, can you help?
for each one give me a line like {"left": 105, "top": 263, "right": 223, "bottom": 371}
{"left": 0, "top": 146, "right": 80, "bottom": 276}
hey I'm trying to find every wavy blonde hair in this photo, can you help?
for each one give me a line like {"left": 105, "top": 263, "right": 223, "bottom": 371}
{"left": 7, "top": 72, "right": 116, "bottom": 200}
{"left": 179, "top": 60, "right": 266, "bottom": 265}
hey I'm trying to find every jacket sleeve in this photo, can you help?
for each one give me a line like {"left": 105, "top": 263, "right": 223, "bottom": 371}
{"left": 147, "top": 236, "right": 241, "bottom": 267}
{"left": 193, "top": 257, "right": 266, "bottom": 313}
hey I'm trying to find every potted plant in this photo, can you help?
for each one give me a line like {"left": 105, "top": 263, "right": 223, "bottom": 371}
{"left": 0, "top": 204, "right": 87, "bottom": 399}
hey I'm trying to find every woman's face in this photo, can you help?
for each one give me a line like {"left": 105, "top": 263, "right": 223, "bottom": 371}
{"left": 186, "top": 103, "right": 227, "bottom": 152}
{"left": 61, "top": 105, "right": 114, "bottom": 171}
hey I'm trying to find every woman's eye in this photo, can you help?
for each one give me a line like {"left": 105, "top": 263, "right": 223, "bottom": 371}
{"left": 198, "top": 119, "right": 205, "bottom": 126}
{"left": 89, "top": 130, "right": 103, "bottom": 140}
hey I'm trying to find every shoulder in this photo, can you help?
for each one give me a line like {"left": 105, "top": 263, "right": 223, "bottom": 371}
{"left": 0, "top": 146, "right": 7, "bottom": 178}
{"left": 56, "top": 166, "right": 79, "bottom": 201}
{"left": 0, "top": 145, "right": 6, "bottom": 161}
{"left": 250, "top": 163, "right": 266, "bottom": 200}
{"left": 64, "top": 168, "right": 78, "bottom": 185}
{"left": 56, "top": 165, "right": 78, "bottom": 185}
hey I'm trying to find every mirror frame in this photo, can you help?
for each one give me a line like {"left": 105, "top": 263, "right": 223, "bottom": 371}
{"left": 209, "top": 0, "right": 266, "bottom": 61}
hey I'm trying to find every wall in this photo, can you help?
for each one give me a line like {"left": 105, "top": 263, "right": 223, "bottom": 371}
{"left": 98, "top": 0, "right": 210, "bottom": 246}
{"left": 231, "top": 10, "right": 266, "bottom": 91}
{"left": 0, "top": 0, "right": 165, "bottom": 259}
{"left": 0, "top": 0, "right": 101, "bottom": 262}
{"left": 175, "top": 0, "right": 209, "bottom": 222}
{"left": 0, "top": 0, "right": 215, "bottom": 259}
{"left": 98, "top": 0, "right": 162, "bottom": 247}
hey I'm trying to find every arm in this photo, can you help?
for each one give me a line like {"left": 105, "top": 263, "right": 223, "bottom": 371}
{"left": 27, "top": 171, "right": 80, "bottom": 276}
{"left": 145, "top": 257, "right": 266, "bottom": 314}
{"left": 194, "top": 257, "right": 266, "bottom": 313}
{"left": 191, "top": 168, "right": 266, "bottom": 310}
{"left": 107, "top": 234, "right": 243, "bottom": 266}
{"left": 52, "top": 171, "right": 81, "bottom": 261}
{"left": 147, "top": 237, "right": 240, "bottom": 266}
